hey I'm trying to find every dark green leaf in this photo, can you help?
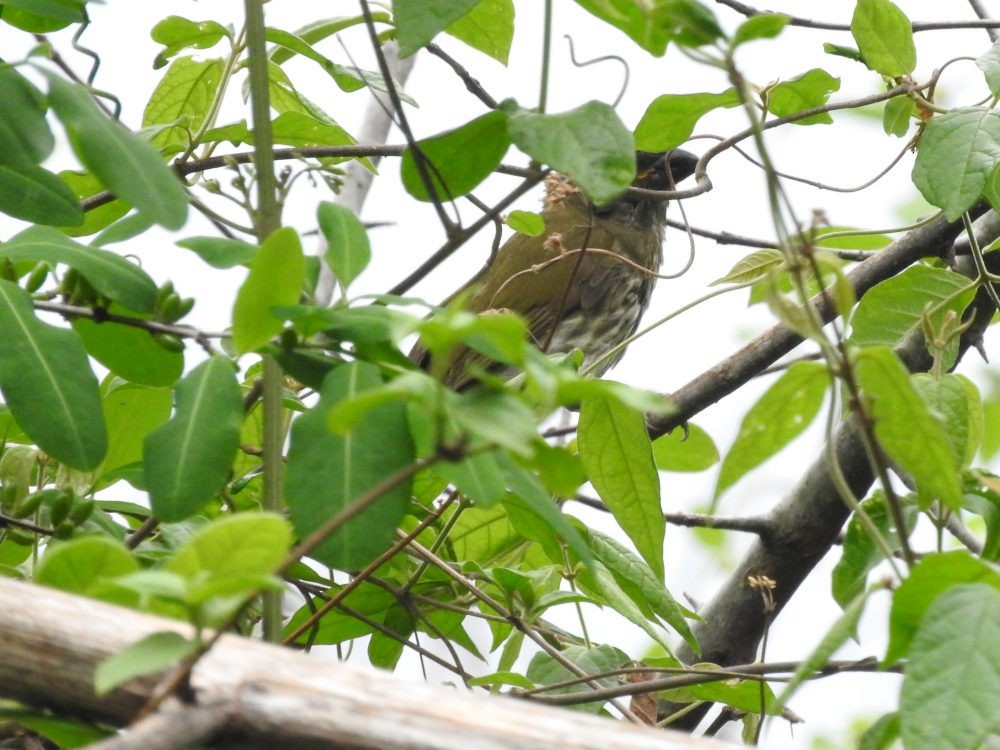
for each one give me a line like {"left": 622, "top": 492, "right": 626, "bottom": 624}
{"left": 0, "top": 163, "right": 83, "bottom": 226}
{"left": 0, "top": 280, "right": 106, "bottom": 469}
{"left": 526, "top": 644, "right": 628, "bottom": 713}
{"left": 144, "top": 356, "right": 242, "bottom": 521}
{"left": 831, "top": 492, "right": 915, "bottom": 607}
{"left": 912, "top": 107, "right": 1000, "bottom": 220}
{"left": 394, "top": 0, "right": 480, "bottom": 57}
{"left": 885, "top": 550, "right": 1000, "bottom": 663}
{"left": 0, "top": 63, "right": 53, "bottom": 168}
{"left": 446, "top": 0, "right": 515, "bottom": 64}
{"left": 855, "top": 347, "right": 962, "bottom": 510}
{"left": 508, "top": 101, "right": 633, "bottom": 205}
{"left": 401, "top": 111, "right": 510, "bottom": 202}
{"left": 58, "top": 170, "right": 130, "bottom": 237}
{"left": 579, "top": 393, "right": 663, "bottom": 580}
{"left": 45, "top": 73, "right": 188, "bottom": 230}
{"left": 73, "top": 316, "right": 183, "bottom": 387}
{"left": 571, "top": 0, "right": 722, "bottom": 54}
{"left": 899, "top": 584, "right": 1000, "bottom": 750}
{"left": 285, "top": 361, "right": 415, "bottom": 569}
{"left": 0, "top": 226, "right": 158, "bottom": 312}
{"left": 1, "top": 0, "right": 83, "bottom": 31}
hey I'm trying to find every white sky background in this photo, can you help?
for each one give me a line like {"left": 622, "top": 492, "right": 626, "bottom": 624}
{"left": 2, "top": 1, "right": 997, "bottom": 747}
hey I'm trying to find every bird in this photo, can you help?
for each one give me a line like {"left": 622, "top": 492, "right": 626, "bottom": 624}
{"left": 412, "top": 149, "right": 699, "bottom": 389}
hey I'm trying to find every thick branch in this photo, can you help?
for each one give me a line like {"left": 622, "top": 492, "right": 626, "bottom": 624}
{"left": 647, "top": 208, "right": 983, "bottom": 438}
{"left": 0, "top": 578, "right": 737, "bottom": 750}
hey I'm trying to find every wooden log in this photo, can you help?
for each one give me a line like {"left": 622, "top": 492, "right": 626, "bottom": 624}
{"left": 0, "top": 577, "right": 738, "bottom": 749}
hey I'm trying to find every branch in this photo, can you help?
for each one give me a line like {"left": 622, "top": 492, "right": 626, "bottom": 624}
{"left": 647, "top": 207, "right": 985, "bottom": 438}
{"left": 0, "top": 577, "right": 739, "bottom": 750}
{"left": 714, "top": 0, "right": 1000, "bottom": 32}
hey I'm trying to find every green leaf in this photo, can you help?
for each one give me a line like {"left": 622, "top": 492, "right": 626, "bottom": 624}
{"left": 167, "top": 513, "right": 292, "bottom": 580}
{"left": 401, "top": 110, "right": 510, "bottom": 201}
{"left": 976, "top": 39, "right": 1000, "bottom": 97}
{"left": 854, "top": 347, "right": 963, "bottom": 510}
{"left": 0, "top": 163, "right": 83, "bottom": 226}
{"left": 269, "top": 14, "right": 391, "bottom": 66}
{"left": 883, "top": 95, "right": 916, "bottom": 137}
{"left": 526, "top": 644, "right": 628, "bottom": 713}
{"left": 44, "top": 73, "right": 188, "bottom": 230}
{"left": 571, "top": 0, "right": 723, "bottom": 55}
{"left": 151, "top": 16, "right": 231, "bottom": 67}
{"left": 94, "top": 632, "right": 198, "bottom": 695}
{"left": 885, "top": 550, "right": 1000, "bottom": 663}
{"left": 497, "top": 455, "right": 591, "bottom": 565}
{"left": 0, "top": 710, "right": 108, "bottom": 748}
{"left": 144, "top": 356, "right": 242, "bottom": 521}
{"left": 0, "top": 63, "right": 53, "bottom": 168}
{"left": 731, "top": 13, "right": 788, "bottom": 47}
{"left": 73, "top": 313, "right": 184, "bottom": 387}
{"left": 912, "top": 374, "right": 982, "bottom": 470}
{"left": 711, "top": 248, "right": 783, "bottom": 285}
{"left": 318, "top": 202, "right": 371, "bottom": 291}
{"left": 1, "top": 0, "right": 83, "bottom": 32}
{"left": 436, "top": 450, "right": 507, "bottom": 507}
{"left": 58, "top": 170, "right": 130, "bottom": 237}
{"left": 0, "top": 226, "right": 158, "bottom": 312}
{"left": 506, "top": 210, "right": 544, "bottom": 236}
{"left": 899, "top": 584, "right": 1000, "bottom": 750}
{"left": 634, "top": 89, "right": 740, "bottom": 151}
{"left": 0, "top": 280, "right": 106, "bottom": 469}
{"left": 446, "top": 0, "right": 514, "bottom": 64}
{"left": 850, "top": 264, "right": 976, "bottom": 367}
{"left": 714, "top": 361, "right": 828, "bottom": 501}
{"left": 831, "top": 492, "right": 915, "bottom": 607}
{"left": 586, "top": 528, "right": 697, "bottom": 652}
{"left": 284, "top": 581, "right": 392, "bottom": 645}
{"left": 142, "top": 56, "right": 225, "bottom": 149}
{"left": 36, "top": 536, "right": 139, "bottom": 604}
{"left": 774, "top": 586, "right": 871, "bottom": 713}
{"left": 578, "top": 393, "right": 664, "bottom": 580}
{"left": 651, "top": 422, "right": 719, "bottom": 472}
{"left": 394, "top": 0, "right": 480, "bottom": 57}
{"left": 859, "top": 713, "right": 901, "bottom": 750}
{"left": 176, "top": 236, "right": 257, "bottom": 268}
{"left": 508, "top": 101, "right": 634, "bottom": 205}
{"left": 270, "top": 110, "right": 358, "bottom": 151}
{"left": 912, "top": 107, "right": 1000, "bottom": 221}
{"left": 850, "top": 0, "right": 916, "bottom": 77}
{"left": 285, "top": 361, "right": 415, "bottom": 569}
{"left": 96, "top": 381, "right": 172, "bottom": 486}
{"left": 766, "top": 68, "right": 840, "bottom": 125}
{"left": 232, "top": 227, "right": 306, "bottom": 354}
